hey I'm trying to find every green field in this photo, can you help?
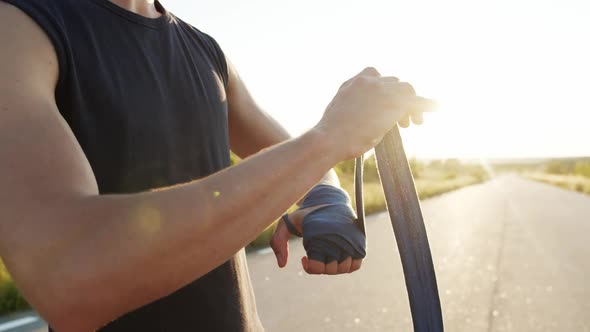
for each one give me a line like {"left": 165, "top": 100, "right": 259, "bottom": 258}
{"left": 0, "top": 258, "right": 30, "bottom": 315}
{"left": 494, "top": 157, "right": 590, "bottom": 195}
{"left": 249, "top": 156, "right": 488, "bottom": 247}
{"left": 524, "top": 173, "right": 590, "bottom": 194}
{"left": 522, "top": 157, "right": 590, "bottom": 195}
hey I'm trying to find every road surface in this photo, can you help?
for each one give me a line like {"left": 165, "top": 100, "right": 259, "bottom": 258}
{"left": 2, "top": 176, "right": 589, "bottom": 331}
{"left": 248, "top": 176, "right": 590, "bottom": 331}
{"left": 0, "top": 312, "right": 44, "bottom": 332}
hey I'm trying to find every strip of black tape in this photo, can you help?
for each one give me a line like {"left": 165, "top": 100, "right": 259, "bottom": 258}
{"left": 354, "top": 154, "right": 366, "bottom": 235}
{"left": 371, "top": 126, "right": 444, "bottom": 332}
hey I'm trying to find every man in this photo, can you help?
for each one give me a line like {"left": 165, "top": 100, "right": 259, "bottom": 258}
{"left": 0, "top": 0, "right": 430, "bottom": 331}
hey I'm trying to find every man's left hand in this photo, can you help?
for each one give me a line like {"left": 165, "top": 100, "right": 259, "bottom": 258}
{"left": 270, "top": 190, "right": 365, "bottom": 275}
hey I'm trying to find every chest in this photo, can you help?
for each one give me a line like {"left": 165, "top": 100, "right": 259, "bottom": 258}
{"left": 55, "top": 20, "right": 230, "bottom": 192}
{"left": 69, "top": 26, "right": 226, "bottom": 134}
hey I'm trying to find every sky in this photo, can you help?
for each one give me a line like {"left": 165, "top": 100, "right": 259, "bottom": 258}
{"left": 164, "top": 0, "right": 589, "bottom": 159}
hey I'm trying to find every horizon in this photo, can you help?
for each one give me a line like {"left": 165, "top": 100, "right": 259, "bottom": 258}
{"left": 354, "top": 155, "right": 589, "bottom": 164}
{"left": 164, "top": 0, "right": 590, "bottom": 159}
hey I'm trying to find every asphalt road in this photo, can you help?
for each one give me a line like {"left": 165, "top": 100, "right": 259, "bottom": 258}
{"left": 3, "top": 176, "right": 589, "bottom": 331}
{"left": 0, "top": 311, "right": 45, "bottom": 332}
{"left": 248, "top": 176, "right": 590, "bottom": 331}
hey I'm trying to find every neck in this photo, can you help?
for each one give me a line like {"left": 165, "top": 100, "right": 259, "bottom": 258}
{"left": 109, "top": 0, "right": 162, "bottom": 18}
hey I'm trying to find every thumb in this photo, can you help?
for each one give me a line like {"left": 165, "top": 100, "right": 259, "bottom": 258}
{"left": 270, "top": 219, "right": 291, "bottom": 268}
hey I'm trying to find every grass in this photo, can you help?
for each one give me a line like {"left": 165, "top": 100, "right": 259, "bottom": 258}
{"left": 502, "top": 157, "right": 590, "bottom": 195}
{"left": 0, "top": 259, "right": 30, "bottom": 315}
{"left": 338, "top": 172, "right": 485, "bottom": 215}
{"left": 524, "top": 173, "right": 590, "bottom": 195}
{"left": 249, "top": 175, "right": 485, "bottom": 249}
{"left": 249, "top": 158, "right": 489, "bottom": 249}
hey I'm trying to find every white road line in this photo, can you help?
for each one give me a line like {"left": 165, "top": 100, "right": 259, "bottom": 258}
{"left": 0, "top": 316, "right": 39, "bottom": 332}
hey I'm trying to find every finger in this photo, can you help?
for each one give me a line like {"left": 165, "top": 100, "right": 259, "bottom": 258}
{"left": 270, "top": 221, "right": 290, "bottom": 268}
{"left": 325, "top": 261, "right": 338, "bottom": 275}
{"left": 343, "top": 67, "right": 381, "bottom": 87}
{"left": 306, "top": 258, "right": 326, "bottom": 275}
{"left": 399, "top": 114, "right": 411, "bottom": 128}
{"left": 379, "top": 82, "right": 417, "bottom": 108}
{"left": 411, "top": 111, "right": 424, "bottom": 125}
{"left": 382, "top": 81, "right": 415, "bottom": 97}
{"left": 302, "top": 256, "right": 310, "bottom": 273}
{"left": 325, "top": 252, "right": 339, "bottom": 265}
{"left": 413, "top": 96, "right": 438, "bottom": 112}
{"left": 380, "top": 76, "right": 399, "bottom": 83}
{"left": 350, "top": 259, "right": 363, "bottom": 273}
{"left": 338, "top": 256, "right": 353, "bottom": 274}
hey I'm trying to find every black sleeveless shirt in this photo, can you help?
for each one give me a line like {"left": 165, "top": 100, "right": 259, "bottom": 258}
{"left": 2, "top": 0, "right": 263, "bottom": 330}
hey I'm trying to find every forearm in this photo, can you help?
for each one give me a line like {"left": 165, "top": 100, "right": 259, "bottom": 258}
{"left": 13, "top": 129, "right": 337, "bottom": 332}
{"left": 229, "top": 111, "right": 340, "bottom": 187}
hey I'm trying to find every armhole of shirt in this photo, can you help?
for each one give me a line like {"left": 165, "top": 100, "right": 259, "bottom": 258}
{"left": 201, "top": 32, "right": 230, "bottom": 90}
{"left": 3, "top": 0, "right": 68, "bottom": 95}
{"left": 170, "top": 15, "right": 229, "bottom": 89}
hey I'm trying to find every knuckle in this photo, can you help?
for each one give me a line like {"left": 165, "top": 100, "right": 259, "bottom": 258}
{"left": 363, "top": 66, "right": 380, "bottom": 76}
{"left": 353, "top": 76, "right": 380, "bottom": 91}
{"left": 352, "top": 75, "right": 369, "bottom": 87}
{"left": 340, "top": 79, "right": 353, "bottom": 90}
{"left": 398, "top": 82, "right": 416, "bottom": 95}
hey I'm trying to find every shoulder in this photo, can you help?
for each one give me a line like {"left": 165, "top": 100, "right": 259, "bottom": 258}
{"left": 0, "top": 0, "right": 70, "bottom": 48}
{"left": 0, "top": 1, "right": 59, "bottom": 93}
{"left": 172, "top": 15, "right": 225, "bottom": 53}
{"left": 0, "top": 0, "right": 71, "bottom": 17}
{"left": 170, "top": 14, "right": 229, "bottom": 87}
{"left": 1, "top": 0, "right": 91, "bottom": 31}
{"left": 0, "top": 1, "right": 59, "bottom": 55}
{"left": 1, "top": 0, "right": 76, "bottom": 88}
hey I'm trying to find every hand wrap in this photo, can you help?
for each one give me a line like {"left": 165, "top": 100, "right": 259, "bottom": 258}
{"left": 284, "top": 185, "right": 367, "bottom": 263}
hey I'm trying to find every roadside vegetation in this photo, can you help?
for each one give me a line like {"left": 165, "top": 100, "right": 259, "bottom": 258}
{"left": 249, "top": 156, "right": 489, "bottom": 247}
{"left": 521, "top": 158, "right": 590, "bottom": 194}
{"left": 0, "top": 258, "right": 30, "bottom": 315}
{"left": 0, "top": 155, "right": 489, "bottom": 315}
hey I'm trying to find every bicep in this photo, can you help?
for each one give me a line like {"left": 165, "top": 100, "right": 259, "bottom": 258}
{"left": 0, "top": 3, "right": 98, "bottom": 248}
{"left": 226, "top": 59, "right": 291, "bottom": 158}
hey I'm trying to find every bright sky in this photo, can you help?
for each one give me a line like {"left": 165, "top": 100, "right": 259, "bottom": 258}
{"left": 165, "top": 0, "right": 589, "bottom": 159}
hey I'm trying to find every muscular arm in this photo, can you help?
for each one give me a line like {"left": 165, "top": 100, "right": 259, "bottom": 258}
{"left": 0, "top": 4, "right": 337, "bottom": 331}
{"left": 226, "top": 60, "right": 340, "bottom": 187}
{"left": 1, "top": 3, "right": 426, "bottom": 330}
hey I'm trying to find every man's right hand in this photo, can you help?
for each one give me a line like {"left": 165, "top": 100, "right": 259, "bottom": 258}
{"left": 314, "top": 67, "right": 435, "bottom": 160}
{"left": 0, "top": 3, "right": 431, "bottom": 327}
